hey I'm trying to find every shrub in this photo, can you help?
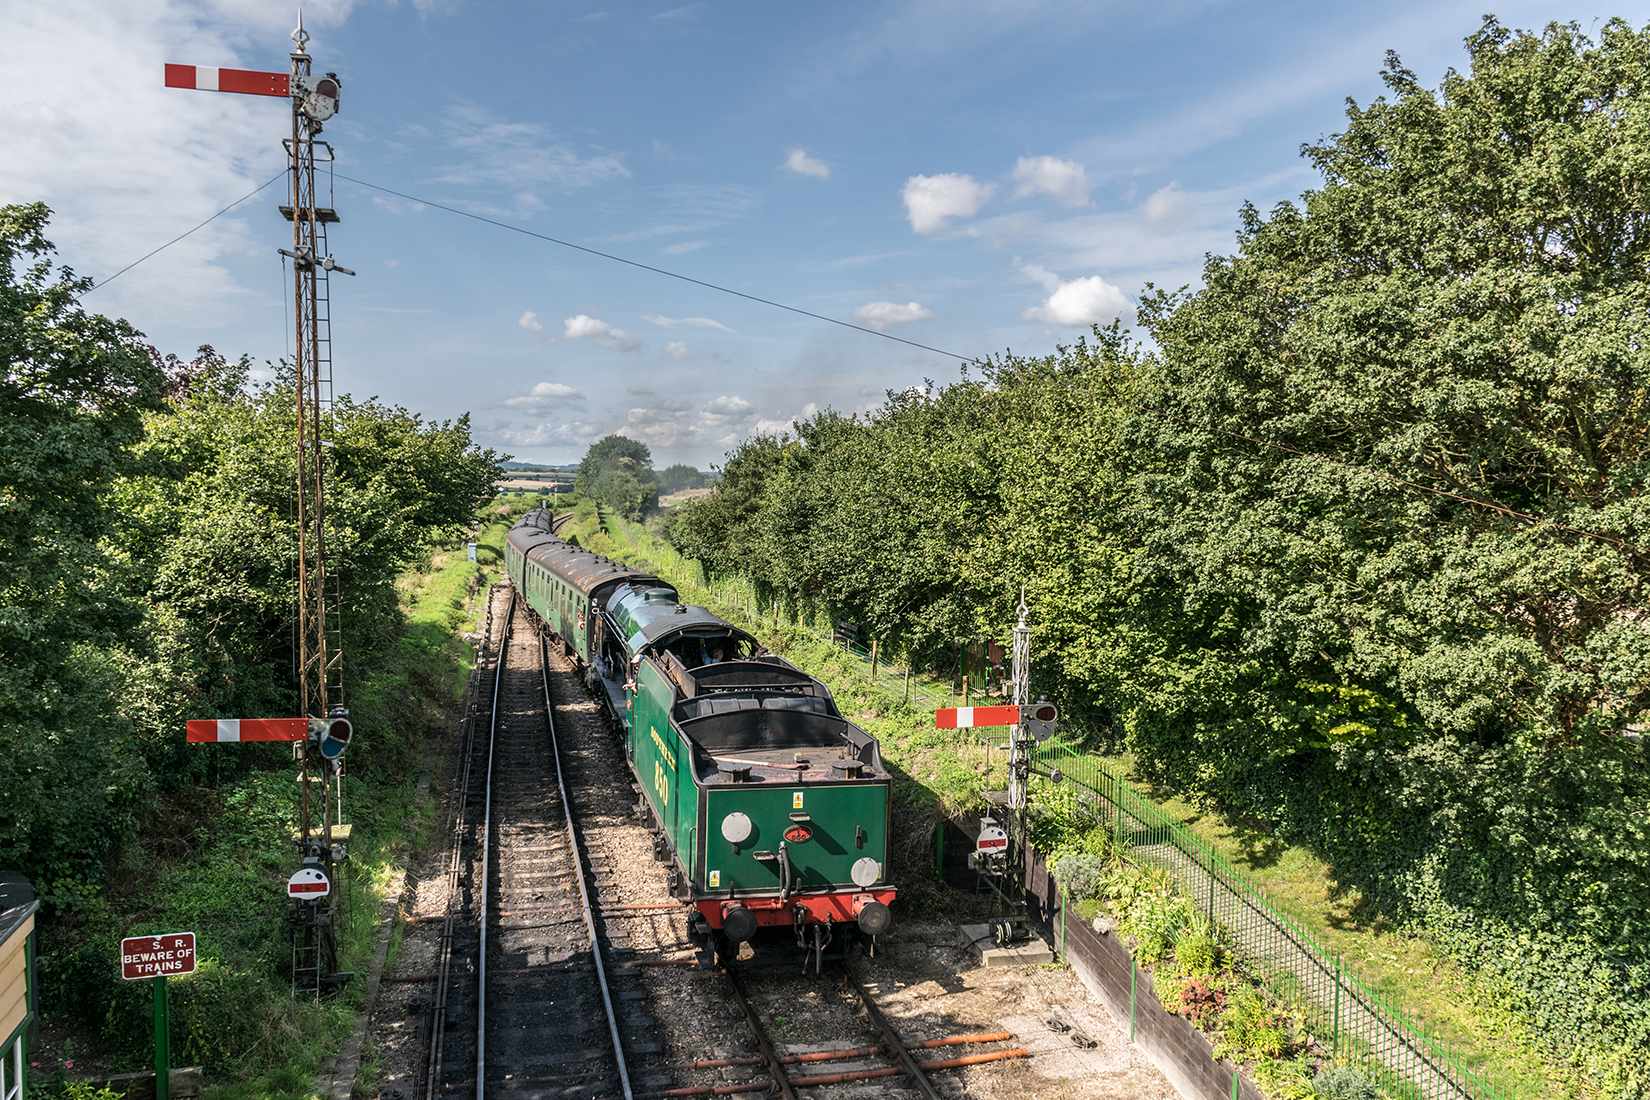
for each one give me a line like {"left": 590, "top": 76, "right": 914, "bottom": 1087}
{"left": 1052, "top": 852, "right": 1107, "bottom": 900}
{"left": 1178, "top": 977, "right": 1227, "bottom": 1025}
{"left": 1111, "top": 867, "right": 1193, "bottom": 960}
{"left": 1218, "top": 986, "right": 1292, "bottom": 1061}
{"left": 1311, "top": 1065, "right": 1380, "bottom": 1100}
{"left": 1175, "top": 931, "right": 1221, "bottom": 976}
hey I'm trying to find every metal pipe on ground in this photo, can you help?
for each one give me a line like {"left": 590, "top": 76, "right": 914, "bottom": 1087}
{"left": 788, "top": 1047, "right": 1029, "bottom": 1087}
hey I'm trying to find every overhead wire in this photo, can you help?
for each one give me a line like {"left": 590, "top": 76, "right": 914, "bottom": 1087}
{"left": 77, "top": 168, "right": 288, "bottom": 298}
{"left": 331, "top": 173, "right": 981, "bottom": 364}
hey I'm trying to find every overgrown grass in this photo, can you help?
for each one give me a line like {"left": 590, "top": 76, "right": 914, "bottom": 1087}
{"left": 33, "top": 545, "right": 485, "bottom": 1100}
{"left": 1104, "top": 759, "right": 1575, "bottom": 1100}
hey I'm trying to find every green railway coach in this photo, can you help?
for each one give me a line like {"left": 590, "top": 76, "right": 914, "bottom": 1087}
{"left": 504, "top": 508, "right": 896, "bottom": 966}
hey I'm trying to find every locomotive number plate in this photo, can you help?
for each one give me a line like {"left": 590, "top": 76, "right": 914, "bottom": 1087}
{"left": 784, "top": 824, "right": 813, "bottom": 843}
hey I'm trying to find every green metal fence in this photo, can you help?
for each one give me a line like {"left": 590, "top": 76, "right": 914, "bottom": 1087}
{"left": 1031, "top": 743, "right": 1505, "bottom": 1100}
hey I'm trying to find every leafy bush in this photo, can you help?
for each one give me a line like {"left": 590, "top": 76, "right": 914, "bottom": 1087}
{"left": 1051, "top": 852, "right": 1107, "bottom": 900}
{"left": 1107, "top": 864, "right": 1192, "bottom": 960}
{"left": 1218, "top": 987, "right": 1292, "bottom": 1061}
{"left": 1175, "top": 931, "right": 1221, "bottom": 976}
{"left": 1311, "top": 1065, "right": 1380, "bottom": 1100}
{"left": 1177, "top": 977, "right": 1227, "bottom": 1025}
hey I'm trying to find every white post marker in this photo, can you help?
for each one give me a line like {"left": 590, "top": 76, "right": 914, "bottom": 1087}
{"left": 288, "top": 867, "right": 331, "bottom": 898}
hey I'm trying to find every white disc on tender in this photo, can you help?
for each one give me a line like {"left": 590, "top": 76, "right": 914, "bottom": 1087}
{"left": 721, "top": 812, "right": 753, "bottom": 844}
{"left": 851, "top": 857, "right": 881, "bottom": 888}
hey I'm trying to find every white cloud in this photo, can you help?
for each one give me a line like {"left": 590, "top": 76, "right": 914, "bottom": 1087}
{"left": 665, "top": 340, "right": 692, "bottom": 361}
{"left": 626, "top": 399, "right": 701, "bottom": 446}
{"left": 518, "top": 310, "right": 544, "bottom": 332}
{"left": 1142, "top": 181, "right": 1190, "bottom": 232}
{"left": 498, "top": 420, "right": 607, "bottom": 447}
{"left": 901, "top": 173, "right": 995, "bottom": 234}
{"left": 563, "top": 314, "right": 642, "bottom": 352}
{"left": 643, "top": 312, "right": 735, "bottom": 333}
{"left": 432, "top": 105, "right": 630, "bottom": 201}
{"left": 702, "top": 395, "right": 755, "bottom": 425}
{"left": 662, "top": 240, "right": 707, "bottom": 255}
{"left": 503, "top": 381, "right": 587, "bottom": 413}
{"left": 1011, "top": 156, "right": 1089, "bottom": 207}
{"left": 852, "top": 301, "right": 936, "bottom": 330}
{"left": 1020, "top": 273, "right": 1133, "bottom": 326}
{"left": 1018, "top": 262, "right": 1061, "bottom": 292}
{"left": 0, "top": 2, "right": 310, "bottom": 324}
{"left": 752, "top": 402, "right": 819, "bottom": 437}
{"left": 783, "top": 147, "right": 830, "bottom": 179}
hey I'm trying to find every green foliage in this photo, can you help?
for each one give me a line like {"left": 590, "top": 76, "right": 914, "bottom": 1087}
{"left": 1113, "top": 868, "right": 1194, "bottom": 961}
{"left": 1216, "top": 987, "right": 1292, "bottom": 1062}
{"left": 1312, "top": 1066, "right": 1381, "bottom": 1100}
{"left": 575, "top": 435, "right": 658, "bottom": 520}
{"left": 657, "top": 463, "right": 708, "bottom": 494}
{"left": 660, "top": 18, "right": 1650, "bottom": 1085}
{"left": 1050, "top": 852, "right": 1107, "bottom": 901}
{"left": 0, "top": 206, "right": 502, "bottom": 901}
{"left": 1175, "top": 931, "right": 1221, "bottom": 978}
{"left": 0, "top": 203, "right": 164, "bottom": 893}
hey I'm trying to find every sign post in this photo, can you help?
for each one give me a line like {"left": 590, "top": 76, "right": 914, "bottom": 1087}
{"left": 121, "top": 933, "right": 197, "bottom": 1100}
{"left": 154, "top": 977, "right": 169, "bottom": 1100}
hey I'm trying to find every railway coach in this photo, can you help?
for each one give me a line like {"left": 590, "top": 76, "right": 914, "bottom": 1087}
{"left": 504, "top": 507, "right": 896, "bottom": 968}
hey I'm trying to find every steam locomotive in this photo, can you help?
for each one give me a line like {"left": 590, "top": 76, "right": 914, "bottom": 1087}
{"left": 503, "top": 507, "right": 895, "bottom": 967}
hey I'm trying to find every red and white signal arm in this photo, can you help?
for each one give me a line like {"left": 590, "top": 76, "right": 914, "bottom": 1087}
{"left": 935, "top": 705, "right": 1019, "bottom": 729}
{"left": 121, "top": 932, "right": 196, "bottom": 980}
{"left": 976, "top": 821, "right": 1009, "bottom": 853}
{"left": 288, "top": 867, "right": 331, "bottom": 898}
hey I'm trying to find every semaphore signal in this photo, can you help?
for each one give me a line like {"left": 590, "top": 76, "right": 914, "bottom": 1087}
{"left": 171, "top": 9, "right": 355, "bottom": 999}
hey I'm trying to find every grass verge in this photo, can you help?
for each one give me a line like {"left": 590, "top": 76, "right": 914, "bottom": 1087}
{"left": 31, "top": 544, "right": 486, "bottom": 1100}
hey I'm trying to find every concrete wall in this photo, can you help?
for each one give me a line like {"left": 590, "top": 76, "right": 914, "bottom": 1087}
{"left": 1026, "top": 848, "right": 1265, "bottom": 1100}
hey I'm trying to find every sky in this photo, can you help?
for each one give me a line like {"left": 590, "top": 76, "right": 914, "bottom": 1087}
{"left": 5, "top": 0, "right": 1647, "bottom": 469}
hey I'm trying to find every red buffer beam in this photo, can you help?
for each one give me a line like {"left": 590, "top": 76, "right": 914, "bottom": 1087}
{"left": 164, "top": 64, "right": 289, "bottom": 97}
{"left": 186, "top": 718, "right": 308, "bottom": 742}
{"left": 935, "top": 705, "right": 1019, "bottom": 729}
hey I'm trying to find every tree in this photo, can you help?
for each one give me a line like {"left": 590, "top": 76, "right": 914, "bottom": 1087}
{"left": 575, "top": 434, "right": 658, "bottom": 519}
{"left": 657, "top": 463, "right": 707, "bottom": 494}
{"left": 0, "top": 203, "right": 164, "bottom": 899}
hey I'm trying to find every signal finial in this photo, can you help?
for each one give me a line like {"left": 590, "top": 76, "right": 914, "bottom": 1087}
{"left": 292, "top": 8, "right": 310, "bottom": 55}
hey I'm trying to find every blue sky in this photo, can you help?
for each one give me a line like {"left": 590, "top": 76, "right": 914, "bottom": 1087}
{"left": 6, "top": 1, "right": 1646, "bottom": 467}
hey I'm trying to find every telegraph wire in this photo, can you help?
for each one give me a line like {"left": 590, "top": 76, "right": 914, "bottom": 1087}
{"left": 332, "top": 173, "right": 983, "bottom": 364}
{"left": 78, "top": 168, "right": 288, "bottom": 298}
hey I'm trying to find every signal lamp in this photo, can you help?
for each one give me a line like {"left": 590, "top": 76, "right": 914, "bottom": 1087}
{"left": 1023, "top": 698, "right": 1059, "bottom": 743}
{"left": 311, "top": 706, "right": 352, "bottom": 759}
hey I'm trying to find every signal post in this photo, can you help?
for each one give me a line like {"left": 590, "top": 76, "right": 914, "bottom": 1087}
{"left": 171, "top": 13, "right": 357, "bottom": 997}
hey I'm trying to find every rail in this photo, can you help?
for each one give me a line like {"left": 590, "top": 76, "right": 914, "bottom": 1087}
{"left": 426, "top": 583, "right": 635, "bottom": 1099}
{"left": 538, "top": 628, "right": 633, "bottom": 1100}
{"left": 424, "top": 584, "right": 503, "bottom": 1100}
{"left": 1031, "top": 743, "right": 1506, "bottom": 1100}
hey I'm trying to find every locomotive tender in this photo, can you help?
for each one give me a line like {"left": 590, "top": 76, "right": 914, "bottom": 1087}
{"left": 503, "top": 507, "right": 895, "bottom": 965}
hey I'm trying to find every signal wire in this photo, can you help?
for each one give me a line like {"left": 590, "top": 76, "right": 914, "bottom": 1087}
{"left": 78, "top": 168, "right": 288, "bottom": 297}
{"left": 332, "top": 173, "right": 981, "bottom": 365}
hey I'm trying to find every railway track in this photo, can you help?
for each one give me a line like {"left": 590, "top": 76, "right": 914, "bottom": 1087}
{"left": 383, "top": 580, "right": 1071, "bottom": 1100}
{"left": 423, "top": 584, "right": 668, "bottom": 1100}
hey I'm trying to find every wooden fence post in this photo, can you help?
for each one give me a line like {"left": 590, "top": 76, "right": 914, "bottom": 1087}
{"left": 870, "top": 639, "right": 879, "bottom": 681}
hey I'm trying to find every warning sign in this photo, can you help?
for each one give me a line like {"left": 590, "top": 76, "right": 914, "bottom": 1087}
{"left": 288, "top": 867, "right": 330, "bottom": 898}
{"left": 121, "top": 933, "right": 196, "bottom": 980}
